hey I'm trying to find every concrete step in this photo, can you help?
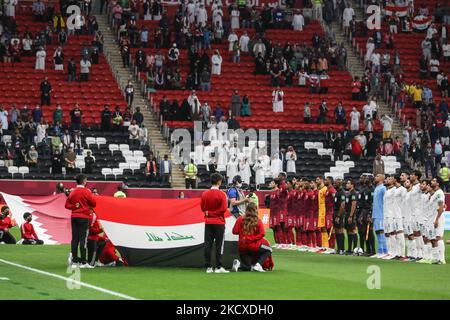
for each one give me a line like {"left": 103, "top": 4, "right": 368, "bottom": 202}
{"left": 95, "top": 13, "right": 186, "bottom": 188}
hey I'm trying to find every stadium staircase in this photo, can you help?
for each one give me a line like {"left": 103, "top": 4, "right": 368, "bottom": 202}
{"left": 329, "top": 2, "right": 403, "bottom": 141}
{"left": 95, "top": 14, "right": 186, "bottom": 188}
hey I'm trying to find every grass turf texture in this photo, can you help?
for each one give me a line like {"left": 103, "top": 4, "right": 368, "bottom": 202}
{"left": 1, "top": 229, "right": 450, "bottom": 300}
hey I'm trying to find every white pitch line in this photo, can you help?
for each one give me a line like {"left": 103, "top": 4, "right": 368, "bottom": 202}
{"left": 0, "top": 258, "right": 139, "bottom": 300}
{"left": 0, "top": 277, "right": 10, "bottom": 281}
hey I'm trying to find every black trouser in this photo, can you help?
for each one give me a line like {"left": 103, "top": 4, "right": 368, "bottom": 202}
{"left": 41, "top": 94, "right": 51, "bottom": 105}
{"left": 0, "top": 230, "right": 16, "bottom": 244}
{"left": 71, "top": 217, "right": 89, "bottom": 263}
{"left": 87, "top": 239, "right": 98, "bottom": 265}
{"left": 238, "top": 244, "right": 272, "bottom": 271}
{"left": 23, "top": 238, "right": 44, "bottom": 245}
{"left": 185, "top": 178, "right": 196, "bottom": 189}
{"left": 204, "top": 224, "right": 225, "bottom": 269}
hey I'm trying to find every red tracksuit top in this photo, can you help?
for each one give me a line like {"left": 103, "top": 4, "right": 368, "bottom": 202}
{"left": 21, "top": 221, "right": 39, "bottom": 240}
{"left": 65, "top": 186, "right": 97, "bottom": 219}
{"left": 0, "top": 216, "right": 13, "bottom": 230}
{"left": 232, "top": 215, "right": 265, "bottom": 252}
{"left": 200, "top": 187, "right": 228, "bottom": 225}
{"left": 88, "top": 213, "right": 104, "bottom": 241}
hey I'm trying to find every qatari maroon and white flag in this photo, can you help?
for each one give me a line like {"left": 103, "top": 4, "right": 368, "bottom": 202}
{"left": 1, "top": 193, "right": 71, "bottom": 244}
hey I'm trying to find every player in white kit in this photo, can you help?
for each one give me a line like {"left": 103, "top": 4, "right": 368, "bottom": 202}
{"left": 383, "top": 176, "right": 397, "bottom": 259}
{"left": 428, "top": 177, "right": 446, "bottom": 264}
{"left": 392, "top": 175, "right": 406, "bottom": 259}
{"left": 418, "top": 180, "right": 434, "bottom": 263}
{"left": 402, "top": 179, "right": 417, "bottom": 260}
{"left": 409, "top": 170, "right": 423, "bottom": 260}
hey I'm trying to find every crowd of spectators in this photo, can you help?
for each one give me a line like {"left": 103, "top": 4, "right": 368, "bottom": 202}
{"left": 0, "top": 102, "right": 146, "bottom": 173}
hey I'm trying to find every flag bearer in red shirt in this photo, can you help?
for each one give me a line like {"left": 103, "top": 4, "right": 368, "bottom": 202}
{"left": 21, "top": 212, "right": 44, "bottom": 245}
{"left": 87, "top": 211, "right": 103, "bottom": 266}
{"left": 200, "top": 173, "right": 229, "bottom": 274}
{"left": 231, "top": 203, "right": 273, "bottom": 272}
{"left": 65, "top": 174, "right": 97, "bottom": 268}
{"left": 0, "top": 206, "right": 17, "bottom": 244}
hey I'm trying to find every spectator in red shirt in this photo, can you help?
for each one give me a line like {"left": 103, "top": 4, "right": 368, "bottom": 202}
{"left": 200, "top": 173, "right": 229, "bottom": 273}
{"left": 21, "top": 212, "right": 44, "bottom": 245}
{"left": 231, "top": 203, "right": 273, "bottom": 272}
{"left": 0, "top": 206, "right": 17, "bottom": 244}
{"left": 65, "top": 174, "right": 97, "bottom": 268}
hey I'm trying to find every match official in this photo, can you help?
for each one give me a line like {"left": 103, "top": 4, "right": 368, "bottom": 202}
{"left": 65, "top": 174, "right": 96, "bottom": 268}
{"left": 201, "top": 173, "right": 229, "bottom": 273}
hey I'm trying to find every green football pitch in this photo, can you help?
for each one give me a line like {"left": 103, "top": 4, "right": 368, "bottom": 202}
{"left": 1, "top": 229, "right": 450, "bottom": 300}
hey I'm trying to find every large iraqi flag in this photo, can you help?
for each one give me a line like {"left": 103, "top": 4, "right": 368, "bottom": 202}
{"left": 1, "top": 192, "right": 239, "bottom": 267}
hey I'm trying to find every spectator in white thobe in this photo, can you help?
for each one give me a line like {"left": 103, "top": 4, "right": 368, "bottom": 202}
{"left": 239, "top": 32, "right": 250, "bottom": 53}
{"left": 292, "top": 10, "right": 304, "bottom": 31}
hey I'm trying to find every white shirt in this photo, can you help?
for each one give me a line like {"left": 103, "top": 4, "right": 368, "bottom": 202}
{"left": 163, "top": 160, "right": 170, "bottom": 173}
{"left": 371, "top": 53, "right": 381, "bottom": 65}
{"left": 394, "top": 185, "right": 407, "bottom": 220}
{"left": 430, "top": 59, "right": 440, "bottom": 73}
{"left": 80, "top": 59, "right": 91, "bottom": 73}
{"left": 350, "top": 110, "right": 360, "bottom": 122}
{"left": 429, "top": 189, "right": 445, "bottom": 221}
{"left": 128, "top": 124, "right": 139, "bottom": 139}
{"left": 384, "top": 186, "right": 396, "bottom": 218}
{"left": 363, "top": 104, "right": 372, "bottom": 119}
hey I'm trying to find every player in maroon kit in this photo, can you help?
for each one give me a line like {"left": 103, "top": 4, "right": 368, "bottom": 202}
{"left": 325, "top": 177, "right": 337, "bottom": 252}
{"left": 269, "top": 178, "right": 282, "bottom": 248}
{"left": 311, "top": 180, "right": 320, "bottom": 250}
{"left": 294, "top": 180, "right": 305, "bottom": 247}
{"left": 286, "top": 180, "right": 297, "bottom": 248}
{"left": 21, "top": 212, "right": 44, "bottom": 245}
{"left": 277, "top": 173, "right": 290, "bottom": 248}
{"left": 302, "top": 182, "right": 315, "bottom": 249}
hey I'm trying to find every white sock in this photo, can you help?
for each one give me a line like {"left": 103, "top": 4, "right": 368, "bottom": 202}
{"left": 396, "top": 234, "right": 406, "bottom": 257}
{"left": 405, "top": 239, "right": 411, "bottom": 258}
{"left": 390, "top": 236, "right": 397, "bottom": 256}
{"left": 416, "top": 237, "right": 424, "bottom": 258}
{"left": 425, "top": 243, "right": 433, "bottom": 260}
{"left": 408, "top": 239, "right": 417, "bottom": 258}
{"left": 432, "top": 246, "right": 440, "bottom": 262}
{"left": 438, "top": 240, "right": 446, "bottom": 262}
{"left": 386, "top": 236, "right": 392, "bottom": 255}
